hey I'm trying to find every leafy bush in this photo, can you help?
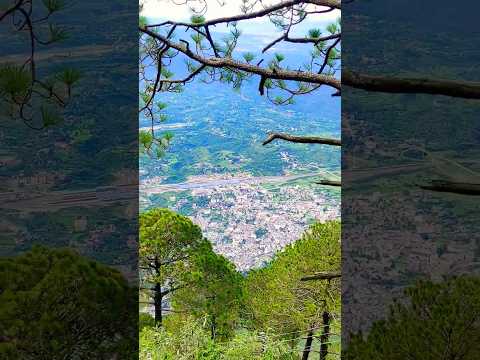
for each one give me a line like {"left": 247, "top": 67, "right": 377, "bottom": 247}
{"left": 140, "top": 317, "right": 299, "bottom": 359}
{"left": 140, "top": 317, "right": 220, "bottom": 360}
{"left": 140, "top": 313, "right": 155, "bottom": 331}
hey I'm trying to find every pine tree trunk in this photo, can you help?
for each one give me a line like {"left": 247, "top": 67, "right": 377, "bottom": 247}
{"left": 319, "top": 311, "right": 330, "bottom": 360}
{"left": 210, "top": 315, "right": 216, "bottom": 339}
{"left": 302, "top": 327, "right": 315, "bottom": 360}
{"left": 154, "top": 282, "right": 162, "bottom": 326}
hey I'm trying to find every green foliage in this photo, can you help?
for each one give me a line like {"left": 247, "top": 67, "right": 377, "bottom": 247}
{"left": 42, "top": 0, "right": 66, "bottom": 13}
{"left": 326, "top": 22, "right": 339, "bottom": 34}
{"left": 139, "top": 129, "right": 173, "bottom": 158}
{"left": 191, "top": 15, "right": 206, "bottom": 24}
{"left": 0, "top": 64, "right": 31, "bottom": 101}
{"left": 229, "top": 24, "right": 242, "bottom": 39}
{"left": 140, "top": 91, "right": 150, "bottom": 106}
{"left": 140, "top": 316, "right": 298, "bottom": 360}
{"left": 344, "top": 276, "right": 480, "bottom": 360}
{"left": 139, "top": 15, "right": 148, "bottom": 28}
{"left": 221, "top": 330, "right": 298, "bottom": 360}
{"left": 138, "top": 97, "right": 173, "bottom": 158}
{"left": 161, "top": 68, "right": 174, "bottom": 79}
{"left": 48, "top": 23, "right": 69, "bottom": 43}
{"left": 274, "top": 53, "right": 285, "bottom": 63}
{"left": 270, "top": 16, "right": 286, "bottom": 30}
{"left": 244, "top": 221, "right": 341, "bottom": 338}
{"left": 328, "top": 48, "right": 338, "bottom": 63}
{"left": 0, "top": 246, "right": 137, "bottom": 358}
{"left": 139, "top": 214, "right": 341, "bottom": 357}
{"left": 312, "top": 43, "right": 325, "bottom": 59}
{"left": 140, "top": 313, "right": 156, "bottom": 331}
{"left": 242, "top": 52, "right": 255, "bottom": 63}
{"left": 140, "top": 208, "right": 243, "bottom": 336}
{"left": 173, "top": 250, "right": 244, "bottom": 339}
{"left": 41, "top": 104, "right": 62, "bottom": 127}
{"left": 139, "top": 129, "right": 154, "bottom": 152}
{"left": 191, "top": 33, "right": 204, "bottom": 44}
{"left": 2, "top": 1, "right": 79, "bottom": 127}
{"left": 56, "top": 68, "right": 82, "bottom": 87}
{"left": 308, "top": 28, "right": 322, "bottom": 39}
{"left": 163, "top": 131, "right": 174, "bottom": 142}
{"left": 139, "top": 208, "right": 206, "bottom": 285}
{"left": 157, "top": 101, "right": 168, "bottom": 111}
{"left": 140, "top": 317, "right": 220, "bottom": 360}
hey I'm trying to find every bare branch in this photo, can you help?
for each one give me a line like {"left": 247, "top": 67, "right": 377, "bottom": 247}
{"left": 316, "top": 180, "right": 341, "bottom": 186}
{"left": 419, "top": 180, "right": 480, "bottom": 196}
{"left": 203, "top": 25, "right": 219, "bottom": 57}
{"left": 301, "top": 271, "right": 341, "bottom": 281}
{"left": 258, "top": 75, "right": 267, "bottom": 95}
{"left": 290, "top": 32, "right": 340, "bottom": 44}
{"left": 343, "top": 70, "right": 480, "bottom": 99}
{"left": 160, "top": 64, "right": 207, "bottom": 85}
{"left": 318, "top": 36, "right": 341, "bottom": 74}
{"left": 262, "top": 34, "right": 287, "bottom": 53}
{"left": 262, "top": 132, "right": 341, "bottom": 146}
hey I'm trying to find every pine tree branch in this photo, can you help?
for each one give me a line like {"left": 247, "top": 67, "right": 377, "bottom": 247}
{"left": 419, "top": 180, "right": 480, "bottom": 195}
{"left": 160, "top": 65, "right": 207, "bottom": 85}
{"left": 343, "top": 70, "right": 480, "bottom": 99}
{"left": 146, "top": 0, "right": 341, "bottom": 28}
{"left": 301, "top": 271, "right": 341, "bottom": 281}
{"left": 262, "top": 132, "right": 341, "bottom": 146}
{"left": 140, "top": 28, "right": 341, "bottom": 89}
{"left": 262, "top": 33, "right": 340, "bottom": 53}
{"left": 316, "top": 180, "right": 341, "bottom": 186}
{"left": 0, "top": 0, "right": 24, "bottom": 22}
{"left": 318, "top": 36, "right": 341, "bottom": 74}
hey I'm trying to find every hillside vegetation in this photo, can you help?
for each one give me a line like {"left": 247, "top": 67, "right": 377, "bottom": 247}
{"left": 139, "top": 208, "right": 340, "bottom": 359}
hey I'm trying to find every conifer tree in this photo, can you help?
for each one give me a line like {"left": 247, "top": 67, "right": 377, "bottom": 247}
{"left": 139, "top": 208, "right": 208, "bottom": 325}
{"left": 0, "top": 246, "right": 137, "bottom": 358}
{"left": 173, "top": 249, "right": 244, "bottom": 340}
{"left": 344, "top": 276, "right": 480, "bottom": 360}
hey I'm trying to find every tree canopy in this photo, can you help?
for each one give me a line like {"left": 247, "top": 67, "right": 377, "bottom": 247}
{"left": 140, "top": 208, "right": 209, "bottom": 324}
{"left": 140, "top": 207, "right": 205, "bottom": 286}
{"left": 173, "top": 248, "right": 244, "bottom": 340}
{"left": 344, "top": 276, "right": 480, "bottom": 360}
{"left": 139, "top": 215, "right": 341, "bottom": 359}
{"left": 244, "top": 220, "right": 341, "bottom": 358}
{"left": 0, "top": 246, "right": 137, "bottom": 359}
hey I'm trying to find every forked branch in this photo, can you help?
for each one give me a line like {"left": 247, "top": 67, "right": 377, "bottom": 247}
{"left": 140, "top": 29, "right": 341, "bottom": 90}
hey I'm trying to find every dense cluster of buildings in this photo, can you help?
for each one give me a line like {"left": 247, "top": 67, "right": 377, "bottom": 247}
{"left": 170, "top": 175, "right": 340, "bottom": 271}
